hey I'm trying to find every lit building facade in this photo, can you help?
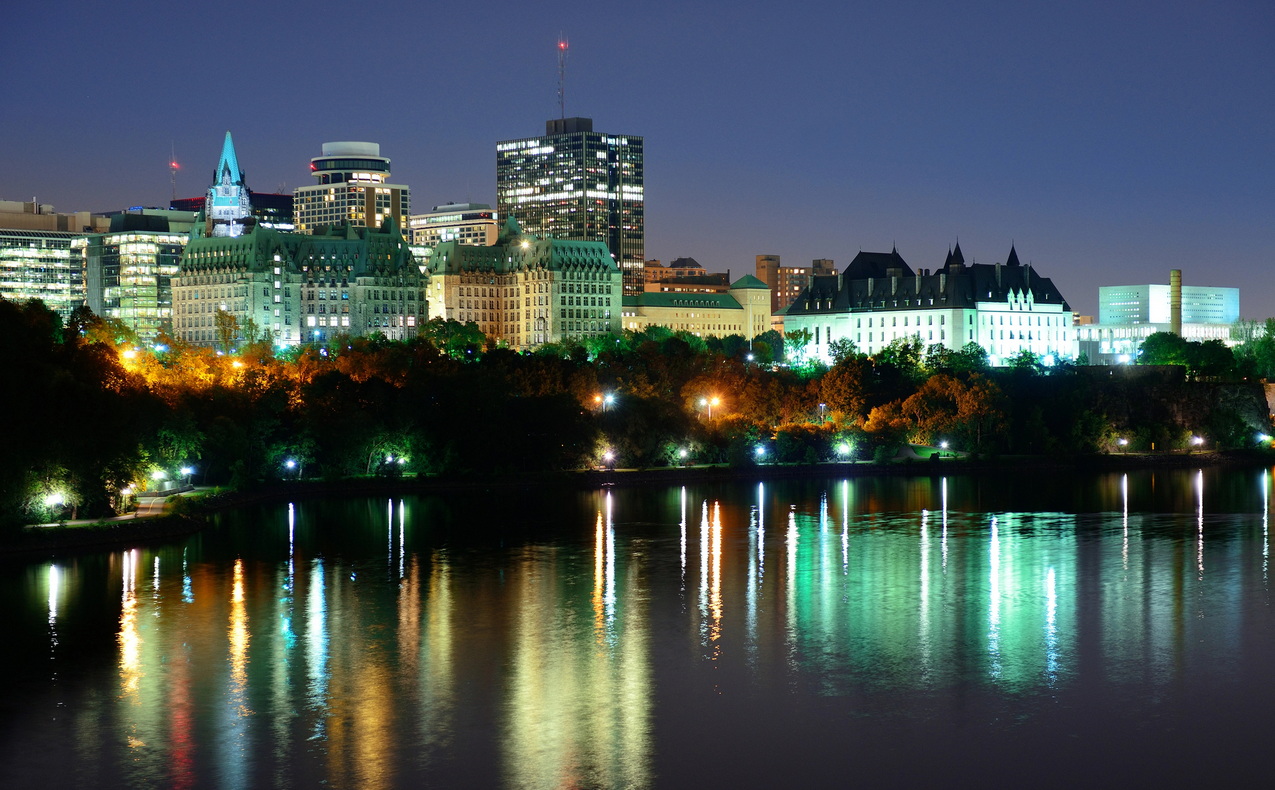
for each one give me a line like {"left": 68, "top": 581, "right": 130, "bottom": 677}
{"left": 408, "top": 202, "right": 498, "bottom": 249}
{"left": 427, "top": 217, "right": 622, "bottom": 350}
{"left": 497, "top": 118, "right": 644, "bottom": 292}
{"left": 173, "top": 220, "right": 425, "bottom": 347}
{"left": 294, "top": 142, "right": 410, "bottom": 236}
{"left": 622, "top": 275, "right": 771, "bottom": 339}
{"left": 0, "top": 229, "right": 83, "bottom": 319}
{"left": 1076, "top": 278, "right": 1239, "bottom": 363}
{"left": 0, "top": 201, "right": 109, "bottom": 320}
{"left": 75, "top": 212, "right": 195, "bottom": 341}
{"left": 786, "top": 244, "right": 1076, "bottom": 366}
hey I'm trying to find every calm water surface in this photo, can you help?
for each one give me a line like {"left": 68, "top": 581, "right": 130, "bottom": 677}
{"left": 5, "top": 468, "right": 1275, "bottom": 788}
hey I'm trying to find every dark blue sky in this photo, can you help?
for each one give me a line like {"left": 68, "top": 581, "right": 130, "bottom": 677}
{"left": 3, "top": 0, "right": 1271, "bottom": 317}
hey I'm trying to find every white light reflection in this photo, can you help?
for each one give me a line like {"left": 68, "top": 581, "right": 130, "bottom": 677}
{"left": 387, "top": 498, "right": 394, "bottom": 568}
{"left": 1264, "top": 471, "right": 1270, "bottom": 585}
{"left": 307, "top": 559, "right": 329, "bottom": 740}
{"left": 680, "top": 486, "right": 687, "bottom": 590}
{"left": 988, "top": 517, "right": 1001, "bottom": 679}
{"left": 153, "top": 556, "right": 161, "bottom": 601}
{"left": 399, "top": 499, "right": 406, "bottom": 581}
{"left": 1196, "top": 470, "right": 1205, "bottom": 579}
{"left": 1121, "top": 473, "right": 1129, "bottom": 573}
{"left": 698, "top": 500, "right": 710, "bottom": 647}
{"left": 841, "top": 480, "right": 849, "bottom": 573}
{"left": 48, "top": 564, "right": 59, "bottom": 624}
{"left": 47, "top": 564, "right": 60, "bottom": 684}
{"left": 786, "top": 508, "right": 798, "bottom": 666}
{"left": 1045, "top": 567, "right": 1058, "bottom": 684}
{"left": 182, "top": 547, "right": 193, "bottom": 603}
{"left": 756, "top": 483, "right": 765, "bottom": 577}
{"left": 941, "top": 478, "right": 949, "bottom": 573}
{"left": 606, "top": 492, "right": 616, "bottom": 629}
{"left": 919, "top": 509, "right": 931, "bottom": 677}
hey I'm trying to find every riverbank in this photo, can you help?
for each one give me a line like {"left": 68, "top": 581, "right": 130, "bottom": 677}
{"left": 5, "top": 449, "right": 1271, "bottom": 557}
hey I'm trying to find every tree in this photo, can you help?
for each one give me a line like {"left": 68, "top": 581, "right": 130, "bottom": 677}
{"left": 784, "top": 327, "right": 812, "bottom": 365}
{"left": 214, "top": 309, "right": 240, "bottom": 354}
{"left": 1138, "top": 332, "right": 1189, "bottom": 366}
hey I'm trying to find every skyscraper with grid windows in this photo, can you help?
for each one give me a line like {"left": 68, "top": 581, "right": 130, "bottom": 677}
{"left": 497, "top": 118, "right": 644, "bottom": 292}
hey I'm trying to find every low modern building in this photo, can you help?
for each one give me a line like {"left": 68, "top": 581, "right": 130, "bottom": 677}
{"left": 622, "top": 275, "right": 771, "bottom": 339}
{"left": 294, "top": 141, "right": 410, "bottom": 236}
{"left": 786, "top": 244, "right": 1076, "bottom": 366}
{"left": 1076, "top": 272, "right": 1239, "bottom": 363}
{"left": 408, "top": 202, "right": 498, "bottom": 250}
{"left": 427, "top": 217, "right": 622, "bottom": 349}
{"left": 0, "top": 201, "right": 108, "bottom": 320}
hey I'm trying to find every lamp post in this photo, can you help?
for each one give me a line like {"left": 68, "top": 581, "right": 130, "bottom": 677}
{"left": 819, "top": 403, "right": 826, "bottom": 422}
{"left": 700, "top": 396, "right": 720, "bottom": 421}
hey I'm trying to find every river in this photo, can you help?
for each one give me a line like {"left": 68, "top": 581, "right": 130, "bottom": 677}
{"left": 4, "top": 467, "right": 1274, "bottom": 788}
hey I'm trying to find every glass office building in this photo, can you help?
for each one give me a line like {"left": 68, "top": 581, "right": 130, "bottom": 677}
{"left": 497, "top": 118, "right": 644, "bottom": 292}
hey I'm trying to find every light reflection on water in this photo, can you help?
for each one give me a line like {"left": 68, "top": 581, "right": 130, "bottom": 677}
{"left": 5, "top": 467, "right": 1275, "bottom": 787}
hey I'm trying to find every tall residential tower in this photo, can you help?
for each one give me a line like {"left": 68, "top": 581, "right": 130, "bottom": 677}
{"left": 497, "top": 118, "right": 644, "bottom": 292}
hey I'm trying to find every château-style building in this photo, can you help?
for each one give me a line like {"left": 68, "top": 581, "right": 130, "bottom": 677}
{"left": 785, "top": 244, "right": 1077, "bottom": 366}
{"left": 427, "top": 216, "right": 622, "bottom": 349}
{"left": 172, "top": 134, "right": 425, "bottom": 348}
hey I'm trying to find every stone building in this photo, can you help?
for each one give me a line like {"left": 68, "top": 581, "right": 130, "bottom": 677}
{"left": 427, "top": 217, "right": 622, "bottom": 349}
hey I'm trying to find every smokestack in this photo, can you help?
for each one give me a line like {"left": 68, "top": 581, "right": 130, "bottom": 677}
{"left": 1170, "top": 269, "right": 1182, "bottom": 336}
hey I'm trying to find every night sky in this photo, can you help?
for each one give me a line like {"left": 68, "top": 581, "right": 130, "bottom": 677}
{"left": 3, "top": 0, "right": 1271, "bottom": 318}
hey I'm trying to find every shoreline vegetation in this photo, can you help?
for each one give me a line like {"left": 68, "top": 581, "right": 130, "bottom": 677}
{"left": 7, "top": 297, "right": 1275, "bottom": 546}
{"left": 7, "top": 449, "right": 1269, "bottom": 557}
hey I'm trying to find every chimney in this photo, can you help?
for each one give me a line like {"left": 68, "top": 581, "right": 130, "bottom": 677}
{"left": 1170, "top": 269, "right": 1182, "bottom": 336}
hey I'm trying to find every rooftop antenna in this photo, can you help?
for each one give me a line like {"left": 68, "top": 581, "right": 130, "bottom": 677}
{"left": 169, "top": 141, "right": 179, "bottom": 202}
{"left": 557, "top": 35, "right": 569, "bottom": 119}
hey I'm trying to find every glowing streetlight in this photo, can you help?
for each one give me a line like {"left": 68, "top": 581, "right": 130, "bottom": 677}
{"left": 1258, "top": 434, "right": 1272, "bottom": 443}
{"left": 755, "top": 445, "right": 767, "bottom": 462}
{"left": 44, "top": 492, "right": 64, "bottom": 507}
{"left": 818, "top": 403, "right": 826, "bottom": 422}
{"left": 837, "top": 442, "right": 851, "bottom": 458}
{"left": 700, "top": 396, "right": 720, "bottom": 420}
{"left": 1191, "top": 436, "right": 1204, "bottom": 447}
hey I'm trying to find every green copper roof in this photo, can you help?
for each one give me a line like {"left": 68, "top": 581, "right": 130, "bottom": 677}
{"left": 623, "top": 292, "right": 743, "bottom": 310}
{"left": 730, "top": 274, "right": 768, "bottom": 290}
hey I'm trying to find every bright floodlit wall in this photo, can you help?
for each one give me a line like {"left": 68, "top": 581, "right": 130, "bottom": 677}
{"left": 1099, "top": 284, "right": 1239, "bottom": 325}
{"left": 786, "top": 245, "right": 1077, "bottom": 366}
{"left": 76, "top": 230, "right": 187, "bottom": 340}
{"left": 0, "top": 229, "right": 84, "bottom": 320}
{"left": 497, "top": 118, "right": 644, "bottom": 293}
{"left": 621, "top": 276, "right": 771, "bottom": 340}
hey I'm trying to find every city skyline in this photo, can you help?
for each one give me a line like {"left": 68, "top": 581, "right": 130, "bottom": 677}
{"left": 3, "top": 0, "right": 1271, "bottom": 318}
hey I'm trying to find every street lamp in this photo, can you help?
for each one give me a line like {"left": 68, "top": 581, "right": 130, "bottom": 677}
{"left": 180, "top": 466, "right": 193, "bottom": 487}
{"left": 603, "top": 449, "right": 615, "bottom": 469}
{"left": 837, "top": 442, "right": 851, "bottom": 459}
{"left": 755, "top": 445, "right": 766, "bottom": 462}
{"left": 679, "top": 447, "right": 689, "bottom": 465}
{"left": 819, "top": 403, "right": 826, "bottom": 422}
{"left": 700, "top": 396, "right": 720, "bottom": 421}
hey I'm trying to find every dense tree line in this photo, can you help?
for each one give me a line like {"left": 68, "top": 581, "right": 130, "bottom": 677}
{"left": 2, "top": 299, "right": 1270, "bottom": 532}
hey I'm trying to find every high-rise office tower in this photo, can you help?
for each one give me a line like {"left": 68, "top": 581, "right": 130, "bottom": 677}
{"left": 293, "top": 142, "right": 410, "bottom": 236}
{"left": 497, "top": 117, "right": 644, "bottom": 292}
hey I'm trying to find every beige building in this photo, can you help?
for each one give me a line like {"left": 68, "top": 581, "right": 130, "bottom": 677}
{"left": 621, "top": 275, "right": 771, "bottom": 339}
{"left": 755, "top": 254, "right": 835, "bottom": 314}
{"left": 294, "top": 142, "right": 410, "bottom": 235}
{"left": 427, "top": 217, "right": 623, "bottom": 349}
{"left": 409, "top": 202, "right": 498, "bottom": 249}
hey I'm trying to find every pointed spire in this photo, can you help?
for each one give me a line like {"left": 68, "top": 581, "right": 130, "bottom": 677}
{"left": 951, "top": 242, "right": 965, "bottom": 266}
{"left": 1006, "top": 243, "right": 1021, "bottom": 267}
{"left": 215, "top": 131, "right": 244, "bottom": 186}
